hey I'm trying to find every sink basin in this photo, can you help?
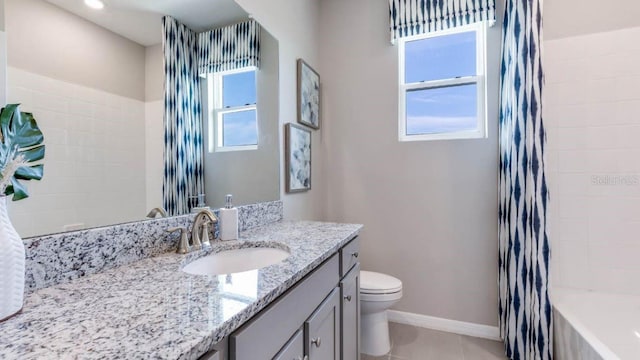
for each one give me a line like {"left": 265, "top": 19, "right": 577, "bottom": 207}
{"left": 182, "top": 247, "right": 290, "bottom": 276}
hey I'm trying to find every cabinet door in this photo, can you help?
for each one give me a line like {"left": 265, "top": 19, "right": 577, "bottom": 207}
{"left": 341, "top": 264, "right": 360, "bottom": 360}
{"left": 305, "top": 288, "right": 341, "bottom": 360}
{"left": 274, "top": 329, "right": 304, "bottom": 360}
{"left": 231, "top": 255, "right": 340, "bottom": 360}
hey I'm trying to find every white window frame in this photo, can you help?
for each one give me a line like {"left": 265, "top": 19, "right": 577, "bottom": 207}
{"left": 398, "top": 22, "right": 487, "bottom": 142}
{"left": 207, "top": 66, "right": 258, "bottom": 153}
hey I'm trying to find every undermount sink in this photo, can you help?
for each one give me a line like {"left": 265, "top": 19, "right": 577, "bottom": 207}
{"left": 182, "top": 246, "right": 290, "bottom": 276}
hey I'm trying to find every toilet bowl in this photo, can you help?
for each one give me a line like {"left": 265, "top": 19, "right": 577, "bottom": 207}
{"left": 360, "top": 271, "right": 403, "bottom": 356}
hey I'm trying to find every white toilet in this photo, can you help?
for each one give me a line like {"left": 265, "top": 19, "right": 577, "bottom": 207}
{"left": 360, "top": 271, "right": 403, "bottom": 356}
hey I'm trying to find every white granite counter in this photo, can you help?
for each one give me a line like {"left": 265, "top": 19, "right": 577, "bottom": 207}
{"left": 0, "top": 220, "right": 362, "bottom": 359}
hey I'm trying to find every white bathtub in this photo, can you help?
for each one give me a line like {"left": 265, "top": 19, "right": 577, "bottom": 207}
{"left": 553, "top": 288, "right": 640, "bottom": 360}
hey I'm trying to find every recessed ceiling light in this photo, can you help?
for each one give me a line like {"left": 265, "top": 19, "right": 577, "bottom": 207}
{"left": 84, "top": 0, "right": 104, "bottom": 10}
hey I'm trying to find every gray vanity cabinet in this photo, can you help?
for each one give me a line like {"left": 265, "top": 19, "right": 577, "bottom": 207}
{"left": 227, "top": 237, "right": 360, "bottom": 360}
{"left": 305, "top": 288, "right": 341, "bottom": 360}
{"left": 340, "top": 264, "right": 360, "bottom": 360}
{"left": 273, "top": 329, "right": 304, "bottom": 360}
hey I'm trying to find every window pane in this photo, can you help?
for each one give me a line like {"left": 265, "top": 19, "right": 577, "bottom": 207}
{"left": 223, "top": 70, "right": 256, "bottom": 108}
{"left": 405, "top": 31, "right": 476, "bottom": 83}
{"left": 406, "top": 84, "right": 477, "bottom": 135}
{"left": 222, "top": 110, "right": 257, "bottom": 146}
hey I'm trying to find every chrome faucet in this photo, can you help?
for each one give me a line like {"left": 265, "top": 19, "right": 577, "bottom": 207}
{"left": 166, "top": 209, "right": 219, "bottom": 254}
{"left": 166, "top": 226, "right": 190, "bottom": 254}
{"left": 147, "top": 207, "right": 167, "bottom": 218}
{"left": 191, "top": 209, "right": 218, "bottom": 248}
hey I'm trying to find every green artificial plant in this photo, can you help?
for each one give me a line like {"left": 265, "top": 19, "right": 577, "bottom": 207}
{"left": 0, "top": 104, "right": 45, "bottom": 201}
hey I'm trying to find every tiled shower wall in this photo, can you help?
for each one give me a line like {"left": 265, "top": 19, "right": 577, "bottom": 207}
{"left": 6, "top": 67, "right": 148, "bottom": 238}
{"left": 545, "top": 27, "right": 640, "bottom": 295}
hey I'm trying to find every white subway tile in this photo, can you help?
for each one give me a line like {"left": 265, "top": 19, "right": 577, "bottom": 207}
{"left": 586, "top": 77, "right": 618, "bottom": 103}
{"left": 555, "top": 238, "right": 591, "bottom": 289}
{"left": 557, "top": 173, "right": 589, "bottom": 196}
{"left": 557, "top": 104, "right": 588, "bottom": 128}
{"left": 615, "top": 75, "right": 640, "bottom": 101}
{"left": 558, "top": 150, "right": 589, "bottom": 173}
{"left": 559, "top": 196, "right": 589, "bottom": 219}
{"left": 590, "top": 268, "right": 640, "bottom": 296}
{"left": 555, "top": 127, "right": 587, "bottom": 149}
{"left": 546, "top": 26, "right": 640, "bottom": 294}
{"left": 7, "top": 68, "right": 148, "bottom": 237}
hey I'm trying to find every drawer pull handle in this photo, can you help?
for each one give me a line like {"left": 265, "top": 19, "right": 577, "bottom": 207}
{"left": 344, "top": 295, "right": 352, "bottom": 302}
{"left": 351, "top": 252, "right": 359, "bottom": 258}
{"left": 311, "top": 337, "right": 322, "bottom": 347}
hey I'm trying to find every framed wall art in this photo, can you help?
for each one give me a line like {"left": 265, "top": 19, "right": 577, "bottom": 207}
{"left": 297, "top": 59, "right": 320, "bottom": 129}
{"left": 285, "top": 123, "right": 311, "bottom": 193}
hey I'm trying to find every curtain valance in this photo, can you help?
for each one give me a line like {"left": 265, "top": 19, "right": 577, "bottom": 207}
{"left": 198, "top": 20, "right": 260, "bottom": 75}
{"left": 389, "top": 0, "right": 496, "bottom": 42}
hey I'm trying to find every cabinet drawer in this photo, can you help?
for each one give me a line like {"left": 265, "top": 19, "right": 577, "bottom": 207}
{"left": 231, "top": 254, "right": 340, "bottom": 360}
{"left": 305, "top": 288, "right": 341, "bottom": 360}
{"left": 273, "top": 328, "right": 304, "bottom": 360}
{"left": 341, "top": 264, "right": 360, "bottom": 360}
{"left": 340, "top": 237, "right": 360, "bottom": 277}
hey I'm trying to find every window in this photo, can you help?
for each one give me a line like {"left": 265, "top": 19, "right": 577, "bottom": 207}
{"left": 208, "top": 67, "right": 258, "bottom": 152}
{"left": 398, "top": 23, "right": 487, "bottom": 141}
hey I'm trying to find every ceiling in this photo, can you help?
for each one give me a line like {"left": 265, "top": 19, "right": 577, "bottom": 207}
{"left": 44, "top": 0, "right": 249, "bottom": 46}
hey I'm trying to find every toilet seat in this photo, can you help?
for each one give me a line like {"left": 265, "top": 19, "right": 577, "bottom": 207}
{"left": 360, "top": 290, "right": 403, "bottom": 302}
{"left": 360, "top": 271, "right": 403, "bottom": 294}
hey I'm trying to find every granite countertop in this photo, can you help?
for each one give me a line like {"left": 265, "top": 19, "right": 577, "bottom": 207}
{"left": 0, "top": 220, "right": 362, "bottom": 360}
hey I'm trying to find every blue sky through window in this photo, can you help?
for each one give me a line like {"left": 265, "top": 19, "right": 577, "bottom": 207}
{"left": 223, "top": 70, "right": 256, "bottom": 108}
{"left": 221, "top": 69, "right": 257, "bottom": 146}
{"left": 222, "top": 110, "right": 258, "bottom": 146}
{"left": 404, "top": 30, "right": 478, "bottom": 134}
{"left": 406, "top": 84, "right": 477, "bottom": 135}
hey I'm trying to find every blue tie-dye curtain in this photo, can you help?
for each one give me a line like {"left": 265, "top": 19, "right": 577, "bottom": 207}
{"left": 498, "top": 0, "right": 551, "bottom": 359}
{"left": 198, "top": 20, "right": 261, "bottom": 75}
{"left": 162, "top": 16, "right": 203, "bottom": 215}
{"left": 388, "top": 0, "right": 496, "bottom": 42}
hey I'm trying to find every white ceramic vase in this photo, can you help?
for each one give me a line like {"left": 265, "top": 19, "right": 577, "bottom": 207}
{"left": 0, "top": 196, "right": 24, "bottom": 321}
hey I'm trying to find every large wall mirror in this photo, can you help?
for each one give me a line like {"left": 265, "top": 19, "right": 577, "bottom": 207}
{"left": 4, "top": 0, "right": 280, "bottom": 238}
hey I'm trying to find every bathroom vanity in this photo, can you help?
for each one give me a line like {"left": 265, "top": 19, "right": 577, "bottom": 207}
{"left": 0, "top": 220, "right": 362, "bottom": 360}
{"left": 227, "top": 237, "right": 360, "bottom": 360}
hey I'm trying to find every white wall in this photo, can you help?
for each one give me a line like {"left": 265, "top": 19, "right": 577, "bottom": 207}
{"left": 145, "top": 100, "right": 163, "bottom": 212}
{"left": 145, "top": 44, "right": 163, "bottom": 102}
{"left": 318, "top": 0, "right": 503, "bottom": 326}
{"left": 234, "top": 0, "right": 324, "bottom": 221}
{"left": 144, "top": 44, "right": 164, "bottom": 212}
{"left": 545, "top": 27, "right": 640, "bottom": 295}
{"left": 6, "top": 67, "right": 146, "bottom": 237}
{"left": 5, "top": 0, "right": 146, "bottom": 101}
{"left": 203, "top": 28, "right": 280, "bottom": 209}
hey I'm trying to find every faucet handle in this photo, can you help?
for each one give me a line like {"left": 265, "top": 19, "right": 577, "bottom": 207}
{"left": 200, "top": 220, "right": 213, "bottom": 247}
{"left": 167, "top": 227, "right": 190, "bottom": 254}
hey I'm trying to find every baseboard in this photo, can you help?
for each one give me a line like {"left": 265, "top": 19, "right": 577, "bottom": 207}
{"left": 387, "top": 310, "right": 501, "bottom": 341}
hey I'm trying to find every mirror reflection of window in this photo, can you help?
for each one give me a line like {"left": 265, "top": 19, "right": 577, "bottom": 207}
{"left": 219, "top": 270, "right": 259, "bottom": 322}
{"left": 208, "top": 68, "right": 259, "bottom": 152}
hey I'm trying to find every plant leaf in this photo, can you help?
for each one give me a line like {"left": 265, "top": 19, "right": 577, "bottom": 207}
{"left": 19, "top": 144, "right": 45, "bottom": 162}
{"left": 0, "top": 104, "right": 45, "bottom": 201}
{"left": 14, "top": 112, "right": 44, "bottom": 148}
{"left": 9, "top": 177, "right": 28, "bottom": 201}
{"left": 0, "top": 104, "right": 19, "bottom": 144}
{"left": 15, "top": 164, "right": 43, "bottom": 181}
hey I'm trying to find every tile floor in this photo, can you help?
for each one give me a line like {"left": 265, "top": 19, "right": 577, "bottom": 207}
{"left": 362, "top": 322, "right": 508, "bottom": 360}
